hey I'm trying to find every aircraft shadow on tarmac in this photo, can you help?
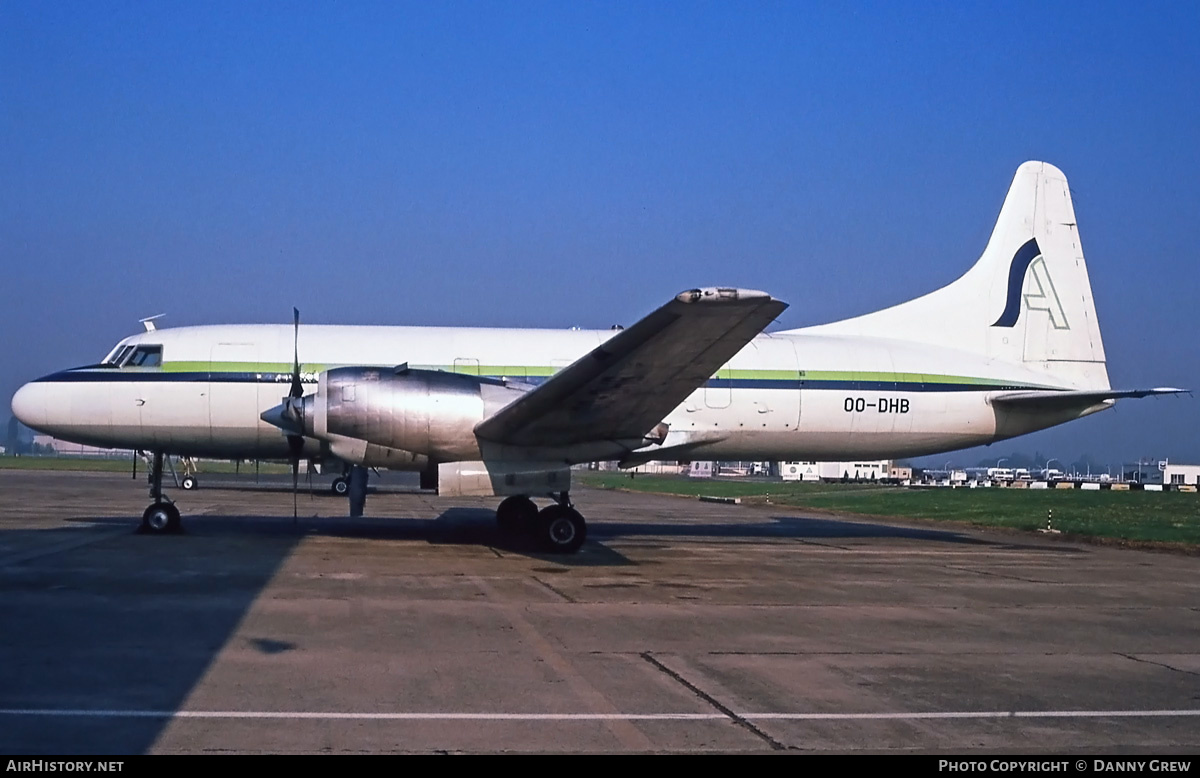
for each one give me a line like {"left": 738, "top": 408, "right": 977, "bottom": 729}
{"left": 0, "top": 507, "right": 1082, "bottom": 754}
{"left": 0, "top": 521, "right": 304, "bottom": 756}
{"left": 180, "top": 483, "right": 424, "bottom": 496}
{"left": 69, "top": 509, "right": 641, "bottom": 566}
{"left": 75, "top": 505, "right": 1078, "bottom": 561}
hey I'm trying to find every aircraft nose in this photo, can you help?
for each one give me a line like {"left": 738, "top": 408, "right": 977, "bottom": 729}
{"left": 11, "top": 381, "right": 48, "bottom": 430}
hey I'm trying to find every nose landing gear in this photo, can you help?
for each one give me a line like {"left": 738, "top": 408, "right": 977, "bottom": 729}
{"left": 140, "top": 451, "right": 182, "bottom": 534}
{"left": 141, "top": 501, "right": 181, "bottom": 533}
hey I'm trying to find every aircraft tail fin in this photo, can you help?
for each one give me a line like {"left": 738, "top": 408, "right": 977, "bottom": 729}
{"left": 792, "top": 161, "right": 1109, "bottom": 390}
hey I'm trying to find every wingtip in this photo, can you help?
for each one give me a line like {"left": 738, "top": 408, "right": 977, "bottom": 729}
{"left": 676, "top": 287, "right": 775, "bottom": 304}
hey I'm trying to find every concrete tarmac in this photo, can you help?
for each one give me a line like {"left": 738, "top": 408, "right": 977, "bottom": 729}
{"left": 1, "top": 469, "right": 1198, "bottom": 754}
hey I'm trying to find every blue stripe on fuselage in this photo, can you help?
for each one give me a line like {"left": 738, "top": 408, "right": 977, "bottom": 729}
{"left": 30, "top": 369, "right": 1047, "bottom": 393}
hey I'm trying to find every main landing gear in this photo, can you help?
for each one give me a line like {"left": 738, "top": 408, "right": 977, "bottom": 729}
{"left": 496, "top": 491, "right": 586, "bottom": 554}
{"left": 180, "top": 456, "right": 198, "bottom": 490}
{"left": 330, "top": 462, "right": 351, "bottom": 496}
{"left": 328, "top": 464, "right": 368, "bottom": 516}
{"left": 140, "top": 451, "right": 182, "bottom": 534}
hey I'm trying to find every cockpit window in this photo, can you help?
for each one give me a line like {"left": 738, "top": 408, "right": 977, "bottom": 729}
{"left": 104, "top": 345, "right": 136, "bottom": 366}
{"left": 123, "top": 345, "right": 162, "bottom": 368}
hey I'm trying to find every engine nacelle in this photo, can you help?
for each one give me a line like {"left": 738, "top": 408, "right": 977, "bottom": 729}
{"left": 297, "top": 366, "right": 530, "bottom": 461}
{"left": 324, "top": 434, "right": 430, "bottom": 471}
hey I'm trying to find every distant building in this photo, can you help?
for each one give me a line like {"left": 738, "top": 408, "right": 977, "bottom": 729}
{"left": 1163, "top": 462, "right": 1200, "bottom": 487}
{"left": 1125, "top": 461, "right": 1164, "bottom": 485}
{"left": 780, "top": 460, "right": 892, "bottom": 482}
{"left": 711, "top": 461, "right": 772, "bottom": 477}
{"left": 624, "top": 461, "right": 687, "bottom": 475}
{"left": 780, "top": 462, "right": 820, "bottom": 481}
{"left": 31, "top": 434, "right": 126, "bottom": 457}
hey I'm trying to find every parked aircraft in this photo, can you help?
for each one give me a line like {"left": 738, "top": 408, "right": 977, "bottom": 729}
{"left": 10, "top": 162, "right": 1181, "bottom": 552}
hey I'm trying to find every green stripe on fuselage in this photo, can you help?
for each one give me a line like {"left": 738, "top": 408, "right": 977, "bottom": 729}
{"left": 164, "top": 361, "right": 331, "bottom": 374}
{"left": 160, "top": 361, "right": 1054, "bottom": 389}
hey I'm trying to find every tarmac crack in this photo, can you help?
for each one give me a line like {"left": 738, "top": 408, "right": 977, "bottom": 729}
{"left": 943, "top": 565, "right": 1056, "bottom": 583}
{"left": 639, "top": 651, "right": 786, "bottom": 751}
{"left": 1117, "top": 653, "right": 1200, "bottom": 678}
{"left": 531, "top": 576, "right": 575, "bottom": 603}
{"left": 470, "top": 575, "right": 651, "bottom": 750}
{"left": 794, "top": 539, "right": 851, "bottom": 550}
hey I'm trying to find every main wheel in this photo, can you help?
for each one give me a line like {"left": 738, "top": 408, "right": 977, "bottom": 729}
{"left": 537, "top": 505, "right": 587, "bottom": 554}
{"left": 331, "top": 477, "right": 349, "bottom": 496}
{"left": 141, "top": 502, "right": 181, "bottom": 534}
{"left": 496, "top": 495, "right": 538, "bottom": 536}
{"left": 181, "top": 476, "right": 197, "bottom": 490}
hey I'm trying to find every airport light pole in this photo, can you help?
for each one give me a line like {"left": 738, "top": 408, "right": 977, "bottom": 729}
{"left": 1045, "top": 458, "right": 1062, "bottom": 480}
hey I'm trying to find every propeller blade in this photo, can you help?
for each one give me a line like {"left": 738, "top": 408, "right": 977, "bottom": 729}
{"left": 290, "top": 307, "right": 303, "bottom": 400}
{"left": 291, "top": 456, "right": 298, "bottom": 522}
{"left": 287, "top": 307, "right": 306, "bottom": 523}
{"left": 286, "top": 433, "right": 304, "bottom": 523}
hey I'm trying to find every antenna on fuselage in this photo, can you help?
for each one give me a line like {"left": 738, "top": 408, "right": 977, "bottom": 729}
{"left": 139, "top": 314, "right": 166, "bottom": 332}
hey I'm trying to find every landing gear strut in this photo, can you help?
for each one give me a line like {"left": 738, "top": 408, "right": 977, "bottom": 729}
{"left": 496, "top": 491, "right": 587, "bottom": 554}
{"left": 347, "top": 464, "right": 369, "bottom": 517}
{"left": 140, "top": 451, "right": 181, "bottom": 534}
{"left": 328, "top": 464, "right": 368, "bottom": 515}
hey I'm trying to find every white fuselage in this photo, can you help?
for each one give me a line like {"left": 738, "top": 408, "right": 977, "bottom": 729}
{"left": 13, "top": 323, "right": 1103, "bottom": 464}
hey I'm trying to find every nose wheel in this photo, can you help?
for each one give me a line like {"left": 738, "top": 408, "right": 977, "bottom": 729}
{"left": 140, "top": 451, "right": 184, "bottom": 534}
{"left": 141, "top": 502, "right": 181, "bottom": 534}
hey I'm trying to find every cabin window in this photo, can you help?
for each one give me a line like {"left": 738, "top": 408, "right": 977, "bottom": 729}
{"left": 124, "top": 345, "right": 163, "bottom": 368}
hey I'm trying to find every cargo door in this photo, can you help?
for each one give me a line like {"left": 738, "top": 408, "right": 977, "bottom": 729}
{"left": 209, "top": 343, "right": 261, "bottom": 453}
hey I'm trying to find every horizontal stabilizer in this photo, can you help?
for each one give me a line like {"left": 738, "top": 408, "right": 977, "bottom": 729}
{"left": 475, "top": 288, "right": 787, "bottom": 449}
{"left": 991, "top": 387, "right": 1187, "bottom": 411}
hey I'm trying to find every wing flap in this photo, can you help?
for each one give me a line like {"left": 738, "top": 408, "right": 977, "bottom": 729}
{"left": 475, "top": 288, "right": 787, "bottom": 448}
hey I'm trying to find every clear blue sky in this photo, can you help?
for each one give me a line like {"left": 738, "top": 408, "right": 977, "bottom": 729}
{"left": 2, "top": 1, "right": 1197, "bottom": 467}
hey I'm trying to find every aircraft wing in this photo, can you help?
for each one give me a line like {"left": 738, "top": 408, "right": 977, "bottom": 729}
{"left": 474, "top": 287, "right": 787, "bottom": 448}
{"left": 991, "top": 387, "right": 1187, "bottom": 411}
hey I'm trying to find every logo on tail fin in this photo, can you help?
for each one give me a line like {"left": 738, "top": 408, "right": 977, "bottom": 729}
{"left": 1023, "top": 256, "right": 1070, "bottom": 330}
{"left": 990, "top": 238, "right": 1068, "bottom": 329}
